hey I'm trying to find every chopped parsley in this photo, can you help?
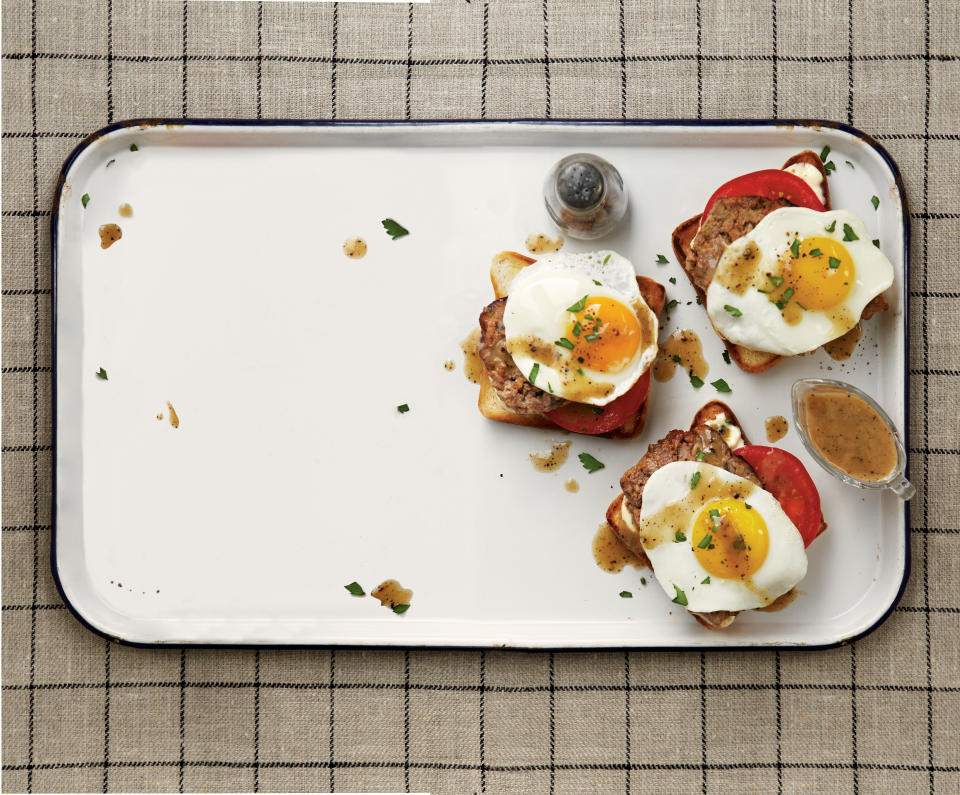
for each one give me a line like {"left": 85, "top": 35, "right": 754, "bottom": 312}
{"left": 871, "top": 195, "right": 880, "bottom": 210}
{"left": 828, "top": 256, "right": 842, "bottom": 269}
{"left": 690, "top": 471, "right": 701, "bottom": 489}
{"left": 842, "top": 223, "right": 859, "bottom": 242}
{"left": 529, "top": 363, "right": 539, "bottom": 385}
{"left": 578, "top": 452, "right": 605, "bottom": 473}
{"left": 656, "top": 254, "right": 669, "bottom": 264}
{"left": 825, "top": 219, "right": 837, "bottom": 233}
{"left": 566, "top": 295, "right": 588, "bottom": 312}
{"left": 695, "top": 296, "right": 702, "bottom": 305}
{"left": 701, "top": 576, "right": 711, "bottom": 584}
{"left": 819, "top": 145, "right": 831, "bottom": 162}
{"left": 790, "top": 238, "right": 801, "bottom": 258}
{"left": 620, "top": 590, "right": 633, "bottom": 598}
{"left": 381, "top": 218, "right": 410, "bottom": 239}
{"left": 344, "top": 581, "right": 365, "bottom": 596}
{"left": 555, "top": 337, "right": 575, "bottom": 350}
{"left": 710, "top": 378, "right": 732, "bottom": 393}
{"left": 775, "top": 287, "right": 795, "bottom": 310}
{"left": 690, "top": 374, "right": 705, "bottom": 389}
{"left": 745, "top": 503, "right": 753, "bottom": 510}
{"left": 671, "top": 585, "right": 688, "bottom": 606}
{"left": 96, "top": 367, "right": 108, "bottom": 380}
{"left": 808, "top": 248, "right": 822, "bottom": 257}
{"left": 572, "top": 321, "right": 583, "bottom": 337}
{"left": 547, "top": 382, "right": 554, "bottom": 393}
{"left": 81, "top": 193, "right": 90, "bottom": 208}
{"left": 640, "top": 577, "right": 647, "bottom": 586}
{"left": 675, "top": 531, "right": 686, "bottom": 543}
{"left": 732, "top": 535, "right": 747, "bottom": 550}
{"left": 106, "top": 159, "right": 115, "bottom": 168}
{"left": 709, "top": 508, "right": 720, "bottom": 519}
{"left": 602, "top": 254, "right": 611, "bottom": 265}
{"left": 392, "top": 603, "right": 410, "bottom": 614}
{"left": 768, "top": 274, "right": 784, "bottom": 287}
{"left": 397, "top": 403, "right": 410, "bottom": 413}
{"left": 666, "top": 299, "right": 679, "bottom": 310}
{"left": 723, "top": 304, "right": 742, "bottom": 317}
{"left": 668, "top": 276, "right": 677, "bottom": 284}
{"left": 129, "top": 143, "right": 138, "bottom": 152}
{"left": 873, "top": 239, "right": 880, "bottom": 248}
{"left": 695, "top": 450, "right": 707, "bottom": 461}
{"left": 722, "top": 350, "right": 731, "bottom": 365}
{"left": 577, "top": 367, "right": 585, "bottom": 376}
{"left": 593, "top": 279, "right": 603, "bottom": 285}
{"left": 824, "top": 161, "right": 836, "bottom": 174}
{"left": 697, "top": 534, "right": 712, "bottom": 549}
{"left": 671, "top": 355, "right": 681, "bottom": 364}
{"left": 584, "top": 333, "right": 600, "bottom": 342}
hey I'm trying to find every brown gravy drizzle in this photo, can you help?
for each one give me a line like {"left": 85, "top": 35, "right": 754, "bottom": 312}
{"left": 99, "top": 224, "right": 122, "bottom": 249}
{"left": 530, "top": 441, "right": 571, "bottom": 472}
{"left": 371, "top": 579, "right": 412, "bottom": 609}
{"left": 592, "top": 523, "right": 646, "bottom": 573}
{"left": 166, "top": 402, "right": 179, "bottom": 429}
{"left": 343, "top": 237, "right": 367, "bottom": 259}
{"left": 824, "top": 323, "right": 862, "bottom": 361}
{"left": 460, "top": 328, "right": 485, "bottom": 385}
{"left": 756, "top": 587, "right": 800, "bottom": 612}
{"left": 525, "top": 232, "right": 564, "bottom": 254}
{"left": 654, "top": 329, "right": 708, "bottom": 383}
{"left": 765, "top": 415, "right": 789, "bottom": 442}
{"left": 565, "top": 478, "right": 579, "bottom": 493}
{"left": 118, "top": 203, "right": 133, "bottom": 218}
{"left": 443, "top": 360, "right": 455, "bottom": 371}
{"left": 803, "top": 390, "right": 897, "bottom": 481}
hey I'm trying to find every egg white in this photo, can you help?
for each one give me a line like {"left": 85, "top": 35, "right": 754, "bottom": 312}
{"left": 636, "top": 461, "right": 808, "bottom": 613}
{"left": 503, "top": 251, "right": 658, "bottom": 405}
{"left": 705, "top": 207, "right": 894, "bottom": 356}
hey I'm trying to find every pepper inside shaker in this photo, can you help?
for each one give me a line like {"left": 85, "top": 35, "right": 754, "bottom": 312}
{"left": 543, "top": 153, "right": 628, "bottom": 240}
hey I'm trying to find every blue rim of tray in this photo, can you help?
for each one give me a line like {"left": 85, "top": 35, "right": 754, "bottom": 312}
{"left": 50, "top": 118, "right": 911, "bottom": 651}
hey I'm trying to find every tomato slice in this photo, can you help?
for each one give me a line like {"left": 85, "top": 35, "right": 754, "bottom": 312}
{"left": 544, "top": 369, "right": 650, "bottom": 435}
{"left": 733, "top": 446, "right": 822, "bottom": 547}
{"left": 699, "top": 169, "right": 826, "bottom": 228}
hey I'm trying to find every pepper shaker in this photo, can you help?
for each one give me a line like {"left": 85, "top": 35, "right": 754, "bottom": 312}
{"left": 543, "top": 153, "right": 628, "bottom": 240}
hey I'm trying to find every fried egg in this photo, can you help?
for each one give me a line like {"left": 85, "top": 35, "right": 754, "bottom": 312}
{"left": 705, "top": 207, "right": 894, "bottom": 356}
{"left": 503, "top": 251, "right": 658, "bottom": 405}
{"left": 632, "top": 461, "right": 807, "bottom": 612}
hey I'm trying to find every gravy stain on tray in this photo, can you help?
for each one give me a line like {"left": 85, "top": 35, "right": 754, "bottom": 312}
{"left": 765, "top": 415, "right": 789, "bottom": 442}
{"left": 824, "top": 323, "right": 862, "bottom": 361}
{"left": 443, "top": 360, "right": 455, "bottom": 371}
{"left": 525, "top": 232, "right": 564, "bottom": 254}
{"left": 592, "top": 522, "right": 646, "bottom": 573}
{"left": 343, "top": 237, "right": 367, "bottom": 259}
{"left": 166, "top": 401, "right": 179, "bottom": 428}
{"left": 654, "top": 329, "right": 707, "bottom": 382}
{"left": 118, "top": 203, "right": 133, "bottom": 218}
{"left": 530, "top": 441, "right": 571, "bottom": 472}
{"left": 99, "top": 224, "right": 122, "bottom": 249}
{"left": 565, "top": 478, "right": 579, "bottom": 493}
{"left": 756, "top": 587, "right": 800, "bottom": 612}
{"left": 371, "top": 580, "right": 412, "bottom": 609}
{"left": 460, "top": 328, "right": 485, "bottom": 384}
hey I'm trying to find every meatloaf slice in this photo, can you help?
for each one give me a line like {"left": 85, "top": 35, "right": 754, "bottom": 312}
{"left": 477, "top": 298, "right": 566, "bottom": 415}
{"left": 686, "top": 195, "right": 791, "bottom": 293}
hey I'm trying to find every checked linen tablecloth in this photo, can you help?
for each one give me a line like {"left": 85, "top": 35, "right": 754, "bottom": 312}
{"left": 2, "top": 1, "right": 959, "bottom": 793}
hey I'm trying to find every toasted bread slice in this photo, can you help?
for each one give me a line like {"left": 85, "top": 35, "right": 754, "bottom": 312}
{"left": 671, "top": 151, "right": 835, "bottom": 374}
{"left": 604, "top": 400, "right": 826, "bottom": 629}
{"left": 475, "top": 251, "right": 666, "bottom": 440}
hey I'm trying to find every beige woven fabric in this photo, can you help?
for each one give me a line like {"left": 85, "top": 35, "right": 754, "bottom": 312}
{"left": 2, "top": 0, "right": 958, "bottom": 793}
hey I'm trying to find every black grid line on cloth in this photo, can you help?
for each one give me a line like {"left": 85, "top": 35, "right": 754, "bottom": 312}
{"left": 102, "top": 639, "right": 110, "bottom": 793}
{"left": 542, "top": 0, "right": 550, "bottom": 118}
{"left": 548, "top": 652, "right": 555, "bottom": 794}
{"left": 328, "top": 650, "right": 335, "bottom": 792}
{"left": 479, "top": 650, "right": 486, "bottom": 793}
{"left": 4, "top": 760, "right": 960, "bottom": 773}
{"left": 331, "top": 3, "right": 338, "bottom": 120}
{"left": 178, "top": 650, "right": 185, "bottom": 793}
{"left": 921, "top": 3, "right": 934, "bottom": 792}
{"left": 405, "top": 3, "right": 413, "bottom": 121}
{"left": 480, "top": 0, "right": 488, "bottom": 119}
{"left": 4, "top": 681, "right": 960, "bottom": 694}
{"left": 106, "top": 0, "right": 113, "bottom": 124}
{"left": 403, "top": 650, "right": 411, "bottom": 792}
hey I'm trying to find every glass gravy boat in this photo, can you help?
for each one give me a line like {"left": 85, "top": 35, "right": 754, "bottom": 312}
{"left": 791, "top": 378, "right": 915, "bottom": 501}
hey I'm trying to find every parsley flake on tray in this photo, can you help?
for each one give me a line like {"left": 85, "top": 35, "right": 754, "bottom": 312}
{"left": 578, "top": 452, "right": 605, "bottom": 473}
{"left": 381, "top": 218, "right": 409, "bottom": 239}
{"left": 96, "top": 367, "right": 108, "bottom": 380}
{"left": 344, "top": 582, "right": 365, "bottom": 596}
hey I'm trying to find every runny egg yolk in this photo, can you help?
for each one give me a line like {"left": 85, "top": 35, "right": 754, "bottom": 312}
{"left": 783, "top": 236, "right": 855, "bottom": 311}
{"left": 691, "top": 498, "right": 769, "bottom": 580}
{"left": 564, "top": 296, "right": 641, "bottom": 374}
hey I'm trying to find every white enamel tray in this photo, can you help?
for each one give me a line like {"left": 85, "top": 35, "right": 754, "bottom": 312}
{"left": 53, "top": 121, "right": 909, "bottom": 647}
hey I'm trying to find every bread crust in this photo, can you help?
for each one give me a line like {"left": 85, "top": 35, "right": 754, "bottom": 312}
{"left": 670, "top": 150, "right": 885, "bottom": 374}
{"left": 474, "top": 253, "right": 666, "bottom": 439}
